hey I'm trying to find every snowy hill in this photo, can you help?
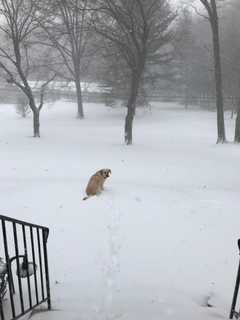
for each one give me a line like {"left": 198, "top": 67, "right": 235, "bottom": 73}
{"left": 1, "top": 101, "right": 240, "bottom": 320}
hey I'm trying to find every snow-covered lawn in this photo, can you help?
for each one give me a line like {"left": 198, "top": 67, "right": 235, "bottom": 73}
{"left": 1, "top": 101, "right": 240, "bottom": 320}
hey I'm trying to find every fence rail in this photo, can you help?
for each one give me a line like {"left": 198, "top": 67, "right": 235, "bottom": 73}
{"left": 0, "top": 215, "right": 50, "bottom": 320}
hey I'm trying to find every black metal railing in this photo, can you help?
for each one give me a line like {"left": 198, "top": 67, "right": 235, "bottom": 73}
{"left": 230, "top": 239, "right": 240, "bottom": 319}
{"left": 0, "top": 215, "right": 51, "bottom": 320}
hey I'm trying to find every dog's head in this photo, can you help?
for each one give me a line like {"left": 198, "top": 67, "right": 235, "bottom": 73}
{"left": 99, "top": 168, "right": 112, "bottom": 179}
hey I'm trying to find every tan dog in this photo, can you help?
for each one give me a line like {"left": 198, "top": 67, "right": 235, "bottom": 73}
{"left": 83, "top": 169, "right": 111, "bottom": 200}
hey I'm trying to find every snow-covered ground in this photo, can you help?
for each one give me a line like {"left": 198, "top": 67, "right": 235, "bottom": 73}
{"left": 0, "top": 101, "right": 240, "bottom": 320}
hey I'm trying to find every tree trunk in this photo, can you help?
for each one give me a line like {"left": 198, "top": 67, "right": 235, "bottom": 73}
{"left": 210, "top": 2, "right": 226, "bottom": 143}
{"left": 124, "top": 73, "right": 141, "bottom": 145}
{"left": 28, "top": 96, "right": 40, "bottom": 137}
{"left": 75, "top": 77, "right": 84, "bottom": 119}
{"left": 33, "top": 109, "right": 40, "bottom": 137}
{"left": 125, "top": 107, "right": 135, "bottom": 145}
{"left": 234, "top": 99, "right": 240, "bottom": 143}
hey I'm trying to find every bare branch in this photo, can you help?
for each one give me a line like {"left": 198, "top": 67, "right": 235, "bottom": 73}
{"left": 38, "top": 73, "right": 57, "bottom": 110}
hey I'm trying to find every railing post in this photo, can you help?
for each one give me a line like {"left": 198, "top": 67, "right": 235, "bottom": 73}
{"left": 42, "top": 229, "right": 51, "bottom": 310}
{"left": 1, "top": 220, "right": 16, "bottom": 320}
{"left": 230, "top": 239, "right": 240, "bottom": 319}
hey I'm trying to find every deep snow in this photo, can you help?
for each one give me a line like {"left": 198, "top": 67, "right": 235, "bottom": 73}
{"left": 1, "top": 101, "right": 240, "bottom": 320}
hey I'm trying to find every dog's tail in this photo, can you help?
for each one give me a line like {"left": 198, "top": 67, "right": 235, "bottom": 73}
{"left": 82, "top": 196, "right": 89, "bottom": 201}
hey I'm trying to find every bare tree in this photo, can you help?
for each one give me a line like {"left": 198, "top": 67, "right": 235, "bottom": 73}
{"left": 94, "top": 0, "right": 176, "bottom": 145}
{"left": 221, "top": 0, "right": 240, "bottom": 142}
{"left": 37, "top": 0, "right": 95, "bottom": 119}
{"left": 197, "top": 0, "right": 226, "bottom": 143}
{"left": 175, "top": 9, "right": 215, "bottom": 108}
{"left": 0, "top": 0, "right": 55, "bottom": 137}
